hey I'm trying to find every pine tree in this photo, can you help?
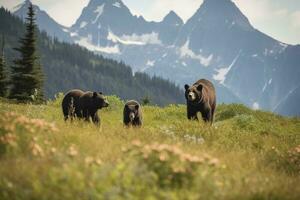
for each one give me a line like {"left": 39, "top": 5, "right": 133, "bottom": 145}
{"left": 9, "top": 3, "right": 44, "bottom": 102}
{"left": 0, "top": 35, "right": 8, "bottom": 97}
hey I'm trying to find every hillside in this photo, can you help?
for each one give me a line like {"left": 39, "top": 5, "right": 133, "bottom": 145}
{"left": 0, "top": 98, "right": 299, "bottom": 199}
{"left": 0, "top": 7, "right": 184, "bottom": 106}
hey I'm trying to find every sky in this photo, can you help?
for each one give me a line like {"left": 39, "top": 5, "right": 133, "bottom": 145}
{"left": 0, "top": 0, "right": 300, "bottom": 45}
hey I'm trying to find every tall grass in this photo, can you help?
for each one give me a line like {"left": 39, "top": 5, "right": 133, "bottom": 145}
{"left": 0, "top": 96, "right": 299, "bottom": 199}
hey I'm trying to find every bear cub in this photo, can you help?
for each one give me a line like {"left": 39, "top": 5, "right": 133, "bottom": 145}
{"left": 123, "top": 100, "right": 142, "bottom": 127}
{"left": 184, "top": 79, "right": 216, "bottom": 124}
{"left": 62, "top": 89, "right": 109, "bottom": 125}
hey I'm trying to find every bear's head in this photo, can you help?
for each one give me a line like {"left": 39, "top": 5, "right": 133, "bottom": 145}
{"left": 184, "top": 84, "right": 203, "bottom": 103}
{"left": 125, "top": 104, "right": 139, "bottom": 122}
{"left": 93, "top": 92, "right": 109, "bottom": 109}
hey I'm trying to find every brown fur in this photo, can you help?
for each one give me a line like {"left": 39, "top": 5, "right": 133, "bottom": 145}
{"left": 184, "top": 79, "right": 216, "bottom": 124}
{"left": 62, "top": 90, "right": 109, "bottom": 125}
{"left": 123, "top": 100, "right": 142, "bottom": 127}
{"left": 62, "top": 89, "right": 84, "bottom": 121}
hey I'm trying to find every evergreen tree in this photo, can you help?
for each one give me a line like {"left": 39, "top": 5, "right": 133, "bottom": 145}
{"left": 9, "top": 3, "right": 44, "bottom": 102}
{"left": 141, "top": 96, "right": 151, "bottom": 105}
{"left": 0, "top": 35, "right": 8, "bottom": 97}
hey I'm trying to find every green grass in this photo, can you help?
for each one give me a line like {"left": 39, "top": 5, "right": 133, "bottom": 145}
{"left": 0, "top": 96, "right": 299, "bottom": 200}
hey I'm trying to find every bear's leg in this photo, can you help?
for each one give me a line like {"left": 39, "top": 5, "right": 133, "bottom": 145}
{"left": 82, "top": 109, "right": 90, "bottom": 122}
{"left": 188, "top": 110, "right": 198, "bottom": 120}
{"left": 201, "top": 108, "right": 212, "bottom": 123}
{"left": 64, "top": 115, "right": 68, "bottom": 121}
{"left": 211, "top": 106, "right": 215, "bottom": 124}
{"left": 187, "top": 104, "right": 198, "bottom": 120}
{"left": 92, "top": 113, "right": 100, "bottom": 126}
{"left": 133, "top": 118, "right": 142, "bottom": 127}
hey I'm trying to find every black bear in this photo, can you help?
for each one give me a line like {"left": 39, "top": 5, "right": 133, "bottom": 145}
{"left": 62, "top": 89, "right": 109, "bottom": 125}
{"left": 184, "top": 79, "right": 216, "bottom": 124}
{"left": 123, "top": 100, "right": 142, "bottom": 127}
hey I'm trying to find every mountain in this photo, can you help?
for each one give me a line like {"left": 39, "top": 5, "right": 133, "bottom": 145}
{"left": 11, "top": 0, "right": 300, "bottom": 116}
{"left": 174, "top": 0, "right": 300, "bottom": 115}
{"left": 69, "top": 0, "right": 184, "bottom": 54}
{"left": 13, "top": 0, "right": 72, "bottom": 43}
{"left": 71, "top": 0, "right": 298, "bottom": 116}
{"left": 0, "top": 7, "right": 184, "bottom": 105}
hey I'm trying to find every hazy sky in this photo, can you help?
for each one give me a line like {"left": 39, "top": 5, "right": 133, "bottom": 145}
{"left": 1, "top": 0, "right": 300, "bottom": 45}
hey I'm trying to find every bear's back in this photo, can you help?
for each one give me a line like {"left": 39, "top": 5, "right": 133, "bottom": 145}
{"left": 125, "top": 100, "right": 140, "bottom": 107}
{"left": 195, "top": 79, "right": 216, "bottom": 106}
{"left": 195, "top": 79, "right": 215, "bottom": 91}
{"left": 62, "top": 89, "right": 85, "bottom": 115}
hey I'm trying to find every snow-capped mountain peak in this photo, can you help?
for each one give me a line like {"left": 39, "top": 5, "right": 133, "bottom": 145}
{"left": 13, "top": 0, "right": 72, "bottom": 43}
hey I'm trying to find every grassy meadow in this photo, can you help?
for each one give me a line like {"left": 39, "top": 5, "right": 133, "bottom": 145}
{"left": 0, "top": 94, "right": 299, "bottom": 200}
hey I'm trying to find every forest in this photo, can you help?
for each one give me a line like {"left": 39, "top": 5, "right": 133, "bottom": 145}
{"left": 0, "top": 7, "right": 184, "bottom": 106}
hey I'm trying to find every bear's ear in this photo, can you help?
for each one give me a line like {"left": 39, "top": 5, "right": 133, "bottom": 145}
{"left": 135, "top": 104, "right": 139, "bottom": 110}
{"left": 184, "top": 84, "right": 189, "bottom": 91}
{"left": 197, "top": 84, "right": 203, "bottom": 91}
{"left": 125, "top": 104, "right": 129, "bottom": 109}
{"left": 93, "top": 92, "right": 97, "bottom": 98}
{"left": 99, "top": 92, "right": 103, "bottom": 95}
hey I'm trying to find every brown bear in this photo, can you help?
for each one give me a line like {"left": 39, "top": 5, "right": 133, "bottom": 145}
{"left": 62, "top": 89, "right": 109, "bottom": 125}
{"left": 123, "top": 100, "right": 142, "bottom": 127}
{"left": 184, "top": 79, "right": 216, "bottom": 124}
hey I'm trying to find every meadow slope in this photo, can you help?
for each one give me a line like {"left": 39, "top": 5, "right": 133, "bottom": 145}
{"left": 0, "top": 95, "right": 299, "bottom": 200}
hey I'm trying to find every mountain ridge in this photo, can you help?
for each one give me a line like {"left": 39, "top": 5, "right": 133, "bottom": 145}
{"left": 11, "top": 0, "right": 300, "bottom": 116}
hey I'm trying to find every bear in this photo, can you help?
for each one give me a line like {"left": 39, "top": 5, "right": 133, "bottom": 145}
{"left": 62, "top": 89, "right": 109, "bottom": 125}
{"left": 123, "top": 100, "right": 142, "bottom": 127}
{"left": 184, "top": 79, "right": 216, "bottom": 124}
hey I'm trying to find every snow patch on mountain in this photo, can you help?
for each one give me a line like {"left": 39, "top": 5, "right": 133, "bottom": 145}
{"left": 279, "top": 42, "right": 288, "bottom": 49}
{"left": 113, "top": 2, "right": 121, "bottom": 8}
{"left": 179, "top": 40, "right": 213, "bottom": 67}
{"left": 92, "top": 4, "right": 105, "bottom": 24}
{"left": 269, "top": 79, "right": 272, "bottom": 85}
{"left": 75, "top": 36, "right": 120, "bottom": 54}
{"left": 70, "top": 32, "right": 78, "bottom": 37}
{"left": 107, "top": 31, "right": 145, "bottom": 45}
{"left": 120, "top": 32, "right": 162, "bottom": 45}
{"left": 146, "top": 60, "right": 155, "bottom": 66}
{"left": 12, "top": 3, "right": 23, "bottom": 13}
{"left": 273, "top": 85, "right": 300, "bottom": 112}
{"left": 80, "top": 21, "right": 88, "bottom": 28}
{"left": 262, "top": 82, "right": 268, "bottom": 92}
{"left": 213, "top": 51, "right": 241, "bottom": 84}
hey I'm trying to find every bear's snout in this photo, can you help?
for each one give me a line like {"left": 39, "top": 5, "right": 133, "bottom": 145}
{"left": 129, "top": 112, "right": 135, "bottom": 121}
{"left": 103, "top": 100, "right": 109, "bottom": 107}
{"left": 188, "top": 92, "right": 196, "bottom": 101}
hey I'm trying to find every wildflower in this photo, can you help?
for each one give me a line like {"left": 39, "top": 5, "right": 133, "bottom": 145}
{"left": 30, "top": 142, "right": 44, "bottom": 157}
{"left": 50, "top": 147, "right": 57, "bottom": 154}
{"left": 67, "top": 145, "right": 78, "bottom": 157}
{"left": 132, "top": 140, "right": 142, "bottom": 147}
{"left": 159, "top": 153, "right": 168, "bottom": 162}
{"left": 0, "top": 134, "right": 17, "bottom": 146}
{"left": 85, "top": 156, "right": 94, "bottom": 165}
{"left": 95, "top": 158, "right": 102, "bottom": 165}
{"left": 208, "top": 158, "right": 219, "bottom": 166}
